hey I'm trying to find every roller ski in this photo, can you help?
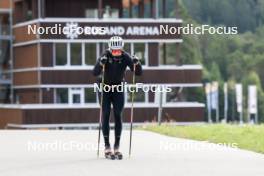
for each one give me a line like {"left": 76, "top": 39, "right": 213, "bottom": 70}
{"left": 114, "top": 149, "right": 123, "bottom": 160}
{"left": 104, "top": 148, "right": 115, "bottom": 160}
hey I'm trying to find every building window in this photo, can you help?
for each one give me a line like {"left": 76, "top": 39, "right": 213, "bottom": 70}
{"left": 53, "top": 42, "right": 154, "bottom": 67}
{"left": 56, "top": 88, "right": 68, "bottom": 104}
{"left": 133, "top": 43, "right": 147, "bottom": 65}
{"left": 0, "top": 40, "right": 10, "bottom": 67}
{"left": 164, "top": 87, "right": 204, "bottom": 104}
{"left": 55, "top": 43, "right": 67, "bottom": 66}
{"left": 103, "top": 6, "right": 119, "bottom": 19}
{"left": 85, "top": 88, "right": 97, "bottom": 103}
{"left": 144, "top": 0, "right": 152, "bottom": 18}
{"left": 122, "top": 0, "right": 155, "bottom": 18}
{"left": 159, "top": 43, "right": 178, "bottom": 65}
{"left": 26, "top": 0, "right": 33, "bottom": 20}
{"left": 127, "top": 89, "right": 146, "bottom": 103}
{"left": 55, "top": 43, "right": 99, "bottom": 66}
{"left": 122, "top": 0, "right": 130, "bottom": 18}
{"left": 157, "top": 0, "right": 177, "bottom": 18}
{"left": 70, "top": 43, "right": 82, "bottom": 65}
{"left": 166, "top": 0, "right": 177, "bottom": 18}
{"left": 0, "top": 14, "right": 10, "bottom": 35}
{"left": 54, "top": 87, "right": 98, "bottom": 104}
{"left": 123, "top": 43, "right": 131, "bottom": 53}
{"left": 69, "top": 88, "right": 84, "bottom": 104}
{"left": 14, "top": 1, "right": 23, "bottom": 23}
{"left": 85, "top": 43, "right": 97, "bottom": 65}
{"left": 166, "top": 87, "right": 181, "bottom": 103}
{"left": 85, "top": 9, "right": 98, "bottom": 18}
{"left": 72, "top": 93, "right": 81, "bottom": 103}
{"left": 111, "top": 9, "right": 119, "bottom": 18}
{"left": 100, "top": 43, "right": 147, "bottom": 66}
{"left": 131, "top": 1, "right": 140, "bottom": 18}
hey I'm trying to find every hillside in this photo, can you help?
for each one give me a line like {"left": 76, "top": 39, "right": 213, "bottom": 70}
{"left": 170, "top": 0, "right": 264, "bottom": 122}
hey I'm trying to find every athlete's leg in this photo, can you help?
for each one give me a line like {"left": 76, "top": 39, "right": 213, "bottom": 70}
{"left": 112, "top": 91, "right": 125, "bottom": 149}
{"left": 100, "top": 92, "right": 111, "bottom": 148}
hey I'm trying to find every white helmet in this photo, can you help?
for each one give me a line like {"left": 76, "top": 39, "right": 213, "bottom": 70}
{"left": 108, "top": 36, "right": 124, "bottom": 50}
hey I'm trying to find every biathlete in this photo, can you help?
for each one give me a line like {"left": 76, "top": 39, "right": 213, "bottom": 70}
{"left": 93, "top": 36, "right": 142, "bottom": 160}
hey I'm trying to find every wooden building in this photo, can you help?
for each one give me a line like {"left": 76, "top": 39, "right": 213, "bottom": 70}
{"left": 0, "top": 0, "right": 204, "bottom": 128}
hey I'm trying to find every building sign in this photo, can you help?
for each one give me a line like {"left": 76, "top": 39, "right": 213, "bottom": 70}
{"left": 38, "top": 21, "right": 182, "bottom": 41}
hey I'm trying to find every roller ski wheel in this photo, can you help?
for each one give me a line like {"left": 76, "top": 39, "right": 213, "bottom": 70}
{"left": 114, "top": 151, "right": 123, "bottom": 160}
{"left": 104, "top": 150, "right": 115, "bottom": 160}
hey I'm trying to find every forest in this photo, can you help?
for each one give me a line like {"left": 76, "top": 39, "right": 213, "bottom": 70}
{"left": 172, "top": 0, "right": 264, "bottom": 122}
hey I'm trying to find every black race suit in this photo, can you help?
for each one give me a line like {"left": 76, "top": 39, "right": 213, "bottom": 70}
{"left": 93, "top": 49, "right": 142, "bottom": 149}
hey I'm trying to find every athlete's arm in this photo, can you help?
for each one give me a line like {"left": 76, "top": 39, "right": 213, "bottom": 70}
{"left": 125, "top": 53, "right": 142, "bottom": 76}
{"left": 93, "top": 58, "right": 103, "bottom": 76}
{"left": 93, "top": 51, "right": 108, "bottom": 76}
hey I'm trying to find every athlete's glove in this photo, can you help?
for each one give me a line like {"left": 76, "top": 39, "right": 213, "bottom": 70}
{"left": 100, "top": 56, "right": 107, "bottom": 65}
{"left": 132, "top": 55, "right": 140, "bottom": 65}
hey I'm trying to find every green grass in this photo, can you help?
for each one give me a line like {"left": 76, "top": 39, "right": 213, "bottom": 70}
{"left": 142, "top": 124, "right": 264, "bottom": 154}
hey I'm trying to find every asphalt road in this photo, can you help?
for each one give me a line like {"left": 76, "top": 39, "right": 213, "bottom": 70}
{"left": 0, "top": 130, "right": 263, "bottom": 176}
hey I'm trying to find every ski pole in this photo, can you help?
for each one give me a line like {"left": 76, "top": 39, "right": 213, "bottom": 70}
{"left": 97, "top": 64, "right": 105, "bottom": 158}
{"left": 129, "top": 63, "right": 136, "bottom": 157}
